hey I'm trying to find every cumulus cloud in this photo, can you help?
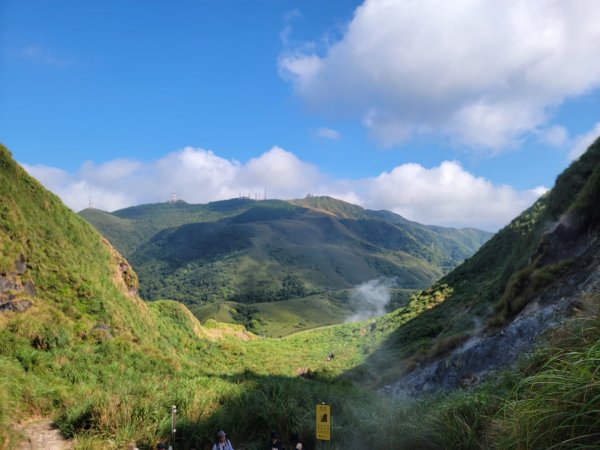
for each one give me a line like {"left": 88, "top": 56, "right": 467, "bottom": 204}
{"left": 22, "top": 146, "right": 546, "bottom": 231}
{"left": 361, "top": 161, "right": 546, "bottom": 230}
{"left": 568, "top": 122, "right": 600, "bottom": 160}
{"left": 279, "top": 0, "right": 600, "bottom": 150}
{"left": 316, "top": 127, "right": 341, "bottom": 141}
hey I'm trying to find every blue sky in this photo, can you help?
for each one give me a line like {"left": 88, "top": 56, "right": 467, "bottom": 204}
{"left": 1, "top": 0, "right": 599, "bottom": 230}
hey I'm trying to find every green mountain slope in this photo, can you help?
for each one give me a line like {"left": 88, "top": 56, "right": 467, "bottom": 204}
{"left": 81, "top": 196, "right": 491, "bottom": 316}
{"left": 0, "top": 143, "right": 497, "bottom": 449}
{"left": 3, "top": 136, "right": 600, "bottom": 449}
{"left": 376, "top": 135, "right": 600, "bottom": 449}
{"left": 1, "top": 143, "right": 417, "bottom": 448}
{"left": 355, "top": 136, "right": 600, "bottom": 387}
{"left": 0, "top": 144, "right": 267, "bottom": 447}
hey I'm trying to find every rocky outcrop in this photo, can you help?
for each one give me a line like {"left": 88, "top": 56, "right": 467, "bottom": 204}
{"left": 0, "top": 254, "right": 36, "bottom": 313}
{"left": 384, "top": 222, "right": 600, "bottom": 399}
{"left": 102, "top": 238, "right": 139, "bottom": 297}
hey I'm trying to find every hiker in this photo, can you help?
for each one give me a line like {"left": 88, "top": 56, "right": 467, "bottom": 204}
{"left": 212, "top": 430, "right": 234, "bottom": 450}
{"left": 290, "top": 432, "right": 304, "bottom": 450}
{"left": 267, "top": 431, "right": 284, "bottom": 450}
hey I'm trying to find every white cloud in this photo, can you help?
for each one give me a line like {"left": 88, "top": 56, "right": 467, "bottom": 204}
{"left": 279, "top": 0, "right": 600, "bottom": 151}
{"left": 568, "top": 122, "right": 600, "bottom": 160}
{"left": 239, "top": 146, "right": 322, "bottom": 198}
{"left": 317, "top": 127, "right": 341, "bottom": 141}
{"left": 362, "top": 161, "right": 546, "bottom": 230}
{"left": 22, "top": 146, "right": 545, "bottom": 231}
{"left": 280, "top": 9, "right": 302, "bottom": 46}
{"left": 543, "top": 125, "right": 569, "bottom": 147}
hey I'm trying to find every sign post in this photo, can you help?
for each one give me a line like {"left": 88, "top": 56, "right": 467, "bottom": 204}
{"left": 171, "top": 405, "right": 177, "bottom": 450}
{"left": 316, "top": 403, "right": 331, "bottom": 447}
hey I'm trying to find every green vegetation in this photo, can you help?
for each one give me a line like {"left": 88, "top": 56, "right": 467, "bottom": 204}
{"left": 0, "top": 143, "right": 390, "bottom": 448}
{"left": 387, "top": 295, "right": 600, "bottom": 450}
{"left": 2, "top": 136, "right": 600, "bottom": 449}
{"left": 193, "top": 295, "right": 348, "bottom": 337}
{"left": 0, "top": 144, "right": 476, "bottom": 449}
{"left": 353, "top": 136, "right": 600, "bottom": 385}
{"left": 81, "top": 193, "right": 490, "bottom": 334}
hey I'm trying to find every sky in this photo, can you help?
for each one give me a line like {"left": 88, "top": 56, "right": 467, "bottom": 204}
{"left": 1, "top": 0, "right": 599, "bottom": 231}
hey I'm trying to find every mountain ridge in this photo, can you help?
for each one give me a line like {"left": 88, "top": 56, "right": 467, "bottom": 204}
{"left": 80, "top": 195, "right": 492, "bottom": 332}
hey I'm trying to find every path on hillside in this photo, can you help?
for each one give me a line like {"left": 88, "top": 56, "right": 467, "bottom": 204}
{"left": 17, "top": 420, "right": 71, "bottom": 450}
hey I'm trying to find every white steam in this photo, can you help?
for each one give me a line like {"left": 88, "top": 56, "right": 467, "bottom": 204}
{"left": 346, "top": 277, "right": 396, "bottom": 322}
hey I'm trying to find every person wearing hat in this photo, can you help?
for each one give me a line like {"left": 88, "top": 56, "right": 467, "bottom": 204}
{"left": 267, "top": 431, "right": 284, "bottom": 450}
{"left": 212, "top": 430, "right": 234, "bottom": 450}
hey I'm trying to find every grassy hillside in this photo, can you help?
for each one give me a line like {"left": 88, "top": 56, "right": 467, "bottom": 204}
{"left": 0, "top": 143, "right": 488, "bottom": 449}
{"left": 81, "top": 195, "right": 490, "bottom": 332}
{"left": 0, "top": 144, "right": 269, "bottom": 447}
{"left": 353, "top": 136, "right": 600, "bottom": 386}
{"left": 4, "top": 138, "right": 600, "bottom": 450}
{"left": 192, "top": 295, "right": 349, "bottom": 338}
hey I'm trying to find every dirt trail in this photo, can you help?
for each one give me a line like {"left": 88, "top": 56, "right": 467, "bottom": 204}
{"left": 16, "top": 420, "right": 71, "bottom": 450}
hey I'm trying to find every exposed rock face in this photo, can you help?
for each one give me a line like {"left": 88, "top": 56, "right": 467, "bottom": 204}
{"left": 0, "top": 273, "right": 19, "bottom": 292}
{"left": 0, "top": 255, "right": 36, "bottom": 313}
{"left": 101, "top": 238, "right": 139, "bottom": 297}
{"left": 24, "top": 279, "right": 37, "bottom": 297}
{"left": 0, "top": 298, "right": 33, "bottom": 312}
{"left": 118, "top": 259, "right": 138, "bottom": 296}
{"left": 383, "top": 295, "right": 579, "bottom": 398}
{"left": 384, "top": 222, "right": 600, "bottom": 399}
{"left": 15, "top": 253, "right": 27, "bottom": 274}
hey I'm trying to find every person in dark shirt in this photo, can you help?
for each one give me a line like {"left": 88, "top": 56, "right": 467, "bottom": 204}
{"left": 267, "top": 431, "right": 284, "bottom": 450}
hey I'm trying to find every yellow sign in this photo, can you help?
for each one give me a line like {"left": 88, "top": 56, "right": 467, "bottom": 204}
{"left": 316, "top": 404, "right": 331, "bottom": 441}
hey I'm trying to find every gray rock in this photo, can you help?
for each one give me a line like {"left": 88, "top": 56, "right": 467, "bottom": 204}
{"left": 15, "top": 254, "right": 27, "bottom": 275}
{"left": 383, "top": 234, "right": 600, "bottom": 400}
{"left": 0, "top": 299, "right": 32, "bottom": 313}
{"left": 12, "top": 300, "right": 32, "bottom": 312}
{"left": 0, "top": 301, "right": 13, "bottom": 312}
{"left": 24, "top": 279, "right": 37, "bottom": 297}
{"left": 0, "top": 274, "right": 18, "bottom": 293}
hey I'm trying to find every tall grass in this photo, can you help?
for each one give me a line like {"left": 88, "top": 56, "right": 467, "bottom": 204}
{"left": 491, "top": 316, "right": 600, "bottom": 449}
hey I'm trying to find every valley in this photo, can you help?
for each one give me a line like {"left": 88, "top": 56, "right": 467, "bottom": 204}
{"left": 0, "top": 136, "right": 600, "bottom": 450}
{"left": 80, "top": 196, "right": 490, "bottom": 335}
